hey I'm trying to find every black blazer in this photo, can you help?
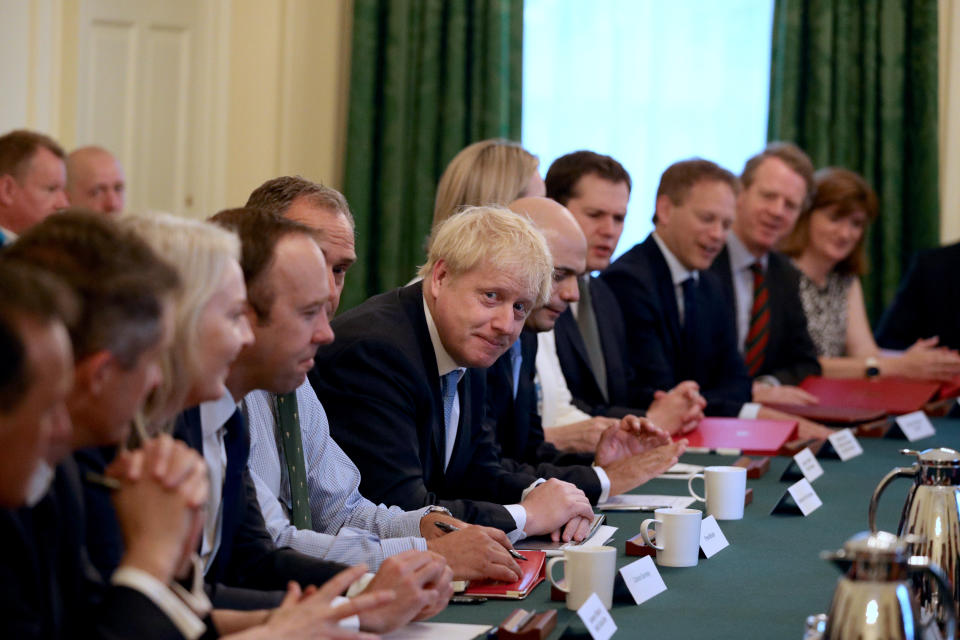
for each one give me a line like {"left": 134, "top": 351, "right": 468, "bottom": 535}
{"left": 174, "top": 406, "right": 346, "bottom": 593}
{"left": 876, "top": 242, "right": 960, "bottom": 351}
{"left": 709, "top": 247, "right": 821, "bottom": 385}
{"left": 484, "top": 330, "right": 601, "bottom": 502}
{"left": 554, "top": 276, "right": 645, "bottom": 417}
{"left": 0, "top": 459, "right": 193, "bottom": 639}
{"left": 599, "top": 235, "right": 751, "bottom": 417}
{"left": 310, "top": 282, "right": 538, "bottom": 532}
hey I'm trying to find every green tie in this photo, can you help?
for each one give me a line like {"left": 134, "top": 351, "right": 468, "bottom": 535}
{"left": 276, "top": 392, "right": 312, "bottom": 530}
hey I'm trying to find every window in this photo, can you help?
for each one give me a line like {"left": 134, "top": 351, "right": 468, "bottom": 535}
{"left": 523, "top": 0, "right": 774, "bottom": 259}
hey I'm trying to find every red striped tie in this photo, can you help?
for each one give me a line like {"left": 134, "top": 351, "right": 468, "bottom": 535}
{"left": 745, "top": 262, "right": 769, "bottom": 376}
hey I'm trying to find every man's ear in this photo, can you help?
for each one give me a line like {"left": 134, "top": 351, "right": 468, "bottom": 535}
{"left": 428, "top": 259, "right": 449, "bottom": 299}
{"left": 72, "top": 350, "right": 115, "bottom": 398}
{"left": 0, "top": 174, "right": 18, "bottom": 207}
{"left": 654, "top": 194, "right": 673, "bottom": 227}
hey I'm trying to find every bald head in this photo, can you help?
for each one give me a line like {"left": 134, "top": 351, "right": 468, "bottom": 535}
{"left": 66, "top": 146, "right": 125, "bottom": 215}
{"left": 509, "top": 197, "right": 587, "bottom": 332}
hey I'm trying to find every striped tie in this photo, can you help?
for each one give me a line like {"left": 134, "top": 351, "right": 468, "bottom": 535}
{"left": 745, "top": 262, "right": 769, "bottom": 376}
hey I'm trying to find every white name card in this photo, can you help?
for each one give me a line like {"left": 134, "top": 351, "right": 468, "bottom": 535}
{"left": 698, "top": 515, "right": 730, "bottom": 558}
{"left": 895, "top": 411, "right": 936, "bottom": 442}
{"left": 576, "top": 592, "right": 617, "bottom": 640}
{"left": 793, "top": 447, "right": 824, "bottom": 482}
{"left": 828, "top": 428, "right": 864, "bottom": 461}
{"left": 618, "top": 556, "right": 667, "bottom": 605}
{"left": 788, "top": 478, "right": 823, "bottom": 516}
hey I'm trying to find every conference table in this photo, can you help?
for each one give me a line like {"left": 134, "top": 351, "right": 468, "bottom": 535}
{"left": 431, "top": 417, "right": 960, "bottom": 638}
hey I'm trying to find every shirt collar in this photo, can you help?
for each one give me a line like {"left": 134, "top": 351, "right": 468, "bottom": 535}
{"left": 727, "top": 231, "right": 768, "bottom": 272}
{"left": 652, "top": 231, "right": 698, "bottom": 286}
{"left": 199, "top": 390, "right": 240, "bottom": 437}
{"left": 422, "top": 295, "right": 464, "bottom": 378}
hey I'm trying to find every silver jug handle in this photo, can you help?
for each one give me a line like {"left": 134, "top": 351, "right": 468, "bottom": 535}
{"left": 868, "top": 465, "right": 919, "bottom": 533}
{"left": 909, "top": 556, "right": 958, "bottom": 639}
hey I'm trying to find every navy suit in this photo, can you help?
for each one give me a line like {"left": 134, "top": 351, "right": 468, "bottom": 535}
{"left": 173, "top": 407, "right": 347, "bottom": 594}
{"left": 484, "top": 330, "right": 601, "bottom": 503}
{"left": 709, "top": 247, "right": 821, "bottom": 385}
{"left": 0, "top": 459, "right": 194, "bottom": 639}
{"left": 600, "top": 235, "right": 751, "bottom": 417}
{"left": 554, "top": 276, "right": 645, "bottom": 417}
{"left": 876, "top": 242, "right": 960, "bottom": 351}
{"left": 310, "top": 282, "right": 539, "bottom": 532}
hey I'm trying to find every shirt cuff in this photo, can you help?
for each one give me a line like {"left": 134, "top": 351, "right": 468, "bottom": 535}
{"left": 592, "top": 465, "right": 611, "bottom": 503}
{"left": 738, "top": 402, "right": 761, "bottom": 420}
{"left": 503, "top": 504, "right": 528, "bottom": 543}
{"left": 112, "top": 566, "right": 207, "bottom": 640}
{"left": 521, "top": 478, "right": 546, "bottom": 501}
{"left": 754, "top": 375, "right": 781, "bottom": 387}
{"left": 346, "top": 571, "right": 375, "bottom": 598}
{"left": 332, "top": 595, "right": 360, "bottom": 630}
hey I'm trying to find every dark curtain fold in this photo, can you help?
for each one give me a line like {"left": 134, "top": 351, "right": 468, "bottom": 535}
{"left": 342, "top": 0, "right": 524, "bottom": 312}
{"left": 767, "top": 0, "right": 939, "bottom": 320}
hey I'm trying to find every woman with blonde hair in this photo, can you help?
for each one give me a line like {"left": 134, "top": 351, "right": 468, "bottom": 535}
{"left": 431, "top": 138, "right": 545, "bottom": 229}
{"left": 121, "top": 212, "right": 254, "bottom": 430}
{"left": 780, "top": 167, "right": 960, "bottom": 380}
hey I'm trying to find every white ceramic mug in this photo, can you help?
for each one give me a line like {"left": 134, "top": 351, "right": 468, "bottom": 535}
{"left": 640, "top": 507, "right": 702, "bottom": 567}
{"left": 687, "top": 465, "right": 747, "bottom": 520}
{"left": 545, "top": 545, "right": 617, "bottom": 610}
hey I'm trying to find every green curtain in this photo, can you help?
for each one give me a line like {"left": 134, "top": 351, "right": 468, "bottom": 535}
{"left": 341, "top": 0, "right": 524, "bottom": 312}
{"left": 768, "top": 0, "right": 939, "bottom": 321}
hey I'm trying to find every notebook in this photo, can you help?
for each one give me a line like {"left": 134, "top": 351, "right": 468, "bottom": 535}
{"left": 679, "top": 417, "right": 797, "bottom": 455}
{"left": 764, "top": 402, "right": 886, "bottom": 425}
{"left": 799, "top": 376, "right": 941, "bottom": 415}
{"left": 514, "top": 514, "right": 607, "bottom": 552}
{"left": 463, "top": 550, "right": 546, "bottom": 599}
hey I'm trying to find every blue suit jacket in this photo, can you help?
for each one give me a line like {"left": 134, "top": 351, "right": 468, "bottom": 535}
{"left": 311, "top": 282, "right": 538, "bottom": 532}
{"left": 599, "top": 235, "right": 751, "bottom": 417}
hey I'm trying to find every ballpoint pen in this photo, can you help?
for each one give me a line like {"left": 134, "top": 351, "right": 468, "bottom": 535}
{"left": 434, "top": 520, "right": 528, "bottom": 561}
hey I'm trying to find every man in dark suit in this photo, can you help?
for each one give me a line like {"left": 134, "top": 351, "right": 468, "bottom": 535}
{"left": 545, "top": 151, "right": 705, "bottom": 441}
{"left": 709, "top": 143, "right": 821, "bottom": 403}
{"left": 311, "top": 206, "right": 596, "bottom": 543}
{"left": 877, "top": 241, "right": 960, "bottom": 352}
{"left": 485, "top": 196, "right": 684, "bottom": 504}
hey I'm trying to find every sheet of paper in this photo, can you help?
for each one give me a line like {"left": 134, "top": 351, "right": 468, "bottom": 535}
{"left": 661, "top": 462, "right": 704, "bottom": 476}
{"left": 580, "top": 524, "right": 617, "bottom": 547}
{"left": 597, "top": 494, "right": 696, "bottom": 511}
{"left": 895, "top": 410, "right": 936, "bottom": 442}
{"left": 619, "top": 556, "right": 667, "bottom": 605}
{"left": 577, "top": 592, "right": 618, "bottom": 640}
{"left": 793, "top": 447, "right": 824, "bottom": 482}
{"left": 787, "top": 478, "right": 823, "bottom": 516}
{"left": 699, "top": 515, "right": 729, "bottom": 558}
{"left": 828, "top": 428, "right": 864, "bottom": 461}
{"left": 383, "top": 622, "right": 492, "bottom": 640}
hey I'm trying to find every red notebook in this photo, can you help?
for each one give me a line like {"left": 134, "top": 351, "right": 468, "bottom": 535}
{"left": 799, "top": 376, "right": 941, "bottom": 415}
{"left": 463, "top": 550, "right": 546, "bottom": 599}
{"left": 764, "top": 403, "right": 886, "bottom": 425}
{"left": 679, "top": 418, "right": 797, "bottom": 455}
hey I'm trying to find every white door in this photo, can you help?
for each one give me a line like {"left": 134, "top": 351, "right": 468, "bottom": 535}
{"left": 74, "top": 0, "right": 216, "bottom": 218}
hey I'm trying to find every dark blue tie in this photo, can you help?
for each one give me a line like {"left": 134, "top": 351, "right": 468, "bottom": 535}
{"left": 509, "top": 339, "right": 523, "bottom": 399}
{"left": 681, "top": 276, "right": 698, "bottom": 378}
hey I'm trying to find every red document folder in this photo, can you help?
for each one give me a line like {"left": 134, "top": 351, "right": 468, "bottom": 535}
{"left": 464, "top": 550, "right": 546, "bottom": 599}
{"left": 764, "top": 403, "right": 886, "bottom": 425}
{"left": 799, "top": 376, "right": 941, "bottom": 415}
{"left": 679, "top": 418, "right": 798, "bottom": 456}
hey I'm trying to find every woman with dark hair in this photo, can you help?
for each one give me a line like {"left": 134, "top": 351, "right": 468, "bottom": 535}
{"left": 780, "top": 167, "right": 960, "bottom": 380}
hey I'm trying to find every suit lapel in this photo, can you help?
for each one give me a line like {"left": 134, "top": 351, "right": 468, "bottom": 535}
{"left": 555, "top": 309, "right": 604, "bottom": 401}
{"left": 642, "top": 237, "right": 683, "bottom": 350}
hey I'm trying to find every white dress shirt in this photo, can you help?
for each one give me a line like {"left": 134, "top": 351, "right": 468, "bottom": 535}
{"left": 245, "top": 380, "right": 429, "bottom": 571}
{"left": 422, "top": 296, "right": 531, "bottom": 539}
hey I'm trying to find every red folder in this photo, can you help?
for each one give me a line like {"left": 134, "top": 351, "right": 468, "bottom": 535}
{"left": 679, "top": 418, "right": 798, "bottom": 456}
{"left": 464, "top": 550, "right": 546, "bottom": 599}
{"left": 799, "top": 376, "right": 941, "bottom": 415}
{"left": 764, "top": 403, "right": 886, "bottom": 425}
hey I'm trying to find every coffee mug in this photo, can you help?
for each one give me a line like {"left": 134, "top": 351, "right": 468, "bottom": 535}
{"left": 688, "top": 465, "right": 746, "bottom": 520}
{"left": 546, "top": 545, "right": 617, "bottom": 610}
{"left": 640, "top": 507, "right": 701, "bottom": 567}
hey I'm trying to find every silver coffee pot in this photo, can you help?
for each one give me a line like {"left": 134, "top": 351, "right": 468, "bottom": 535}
{"left": 805, "top": 531, "right": 956, "bottom": 640}
{"left": 869, "top": 447, "right": 960, "bottom": 629}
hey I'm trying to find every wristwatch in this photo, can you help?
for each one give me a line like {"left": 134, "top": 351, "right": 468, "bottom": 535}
{"left": 423, "top": 505, "right": 453, "bottom": 517}
{"left": 865, "top": 356, "right": 880, "bottom": 378}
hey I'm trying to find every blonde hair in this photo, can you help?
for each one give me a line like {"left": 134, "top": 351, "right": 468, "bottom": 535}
{"left": 419, "top": 205, "right": 552, "bottom": 309}
{"left": 432, "top": 139, "right": 540, "bottom": 229}
{"left": 121, "top": 212, "right": 241, "bottom": 432}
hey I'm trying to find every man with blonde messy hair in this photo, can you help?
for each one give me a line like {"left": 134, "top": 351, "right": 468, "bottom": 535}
{"left": 312, "top": 206, "right": 597, "bottom": 543}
